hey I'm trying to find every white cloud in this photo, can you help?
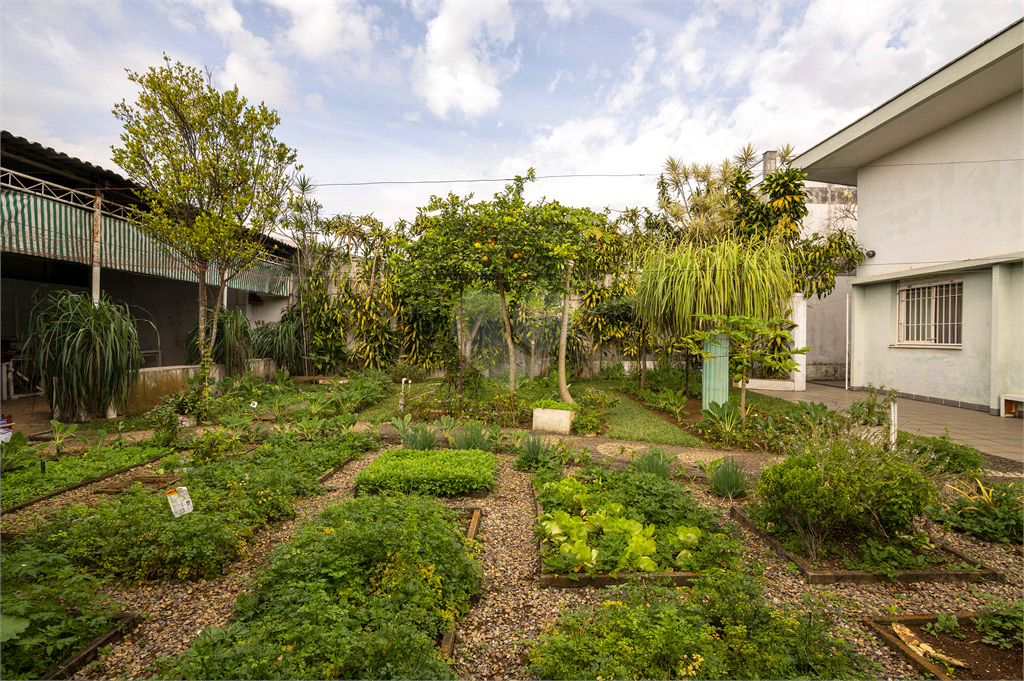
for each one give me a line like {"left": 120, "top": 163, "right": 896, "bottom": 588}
{"left": 404, "top": 111, "right": 422, "bottom": 122}
{"left": 608, "top": 29, "right": 656, "bottom": 112}
{"left": 267, "top": 0, "right": 379, "bottom": 60}
{"left": 547, "top": 68, "right": 572, "bottom": 93}
{"left": 412, "top": 0, "right": 519, "bottom": 119}
{"left": 541, "top": 0, "right": 589, "bottom": 23}
{"left": 663, "top": 14, "right": 717, "bottom": 89}
{"left": 194, "top": 1, "right": 295, "bottom": 109}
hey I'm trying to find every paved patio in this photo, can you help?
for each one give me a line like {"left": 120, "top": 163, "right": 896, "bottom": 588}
{"left": 751, "top": 382, "right": 1023, "bottom": 464}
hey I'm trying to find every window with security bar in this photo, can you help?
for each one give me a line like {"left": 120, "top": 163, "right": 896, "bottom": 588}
{"left": 897, "top": 281, "right": 962, "bottom": 345}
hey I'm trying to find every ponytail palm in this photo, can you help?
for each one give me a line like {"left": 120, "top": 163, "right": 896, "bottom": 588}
{"left": 26, "top": 291, "right": 150, "bottom": 421}
{"left": 635, "top": 238, "right": 792, "bottom": 338}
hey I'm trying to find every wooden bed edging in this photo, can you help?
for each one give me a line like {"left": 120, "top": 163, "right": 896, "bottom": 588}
{"left": 1, "top": 453, "right": 168, "bottom": 514}
{"left": 861, "top": 612, "right": 979, "bottom": 681}
{"left": 42, "top": 611, "right": 143, "bottom": 680}
{"left": 439, "top": 506, "right": 482, "bottom": 659}
{"left": 730, "top": 506, "right": 1005, "bottom": 585}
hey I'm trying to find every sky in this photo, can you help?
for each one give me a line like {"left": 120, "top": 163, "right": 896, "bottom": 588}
{"left": 2, "top": 0, "right": 1021, "bottom": 227}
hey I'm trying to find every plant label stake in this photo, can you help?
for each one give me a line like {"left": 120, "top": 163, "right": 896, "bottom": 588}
{"left": 166, "top": 486, "right": 193, "bottom": 518}
{"left": 399, "top": 377, "right": 411, "bottom": 413}
{"left": 889, "top": 401, "right": 898, "bottom": 448}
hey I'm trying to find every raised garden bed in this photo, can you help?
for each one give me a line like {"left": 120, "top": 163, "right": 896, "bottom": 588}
{"left": 93, "top": 474, "right": 180, "bottom": 495}
{"left": 1, "top": 451, "right": 168, "bottom": 514}
{"left": 533, "top": 469, "right": 736, "bottom": 588}
{"left": 440, "top": 506, "right": 482, "bottom": 658}
{"left": 731, "top": 506, "right": 1004, "bottom": 584}
{"left": 864, "top": 612, "right": 1024, "bottom": 681}
{"left": 42, "top": 612, "right": 142, "bottom": 680}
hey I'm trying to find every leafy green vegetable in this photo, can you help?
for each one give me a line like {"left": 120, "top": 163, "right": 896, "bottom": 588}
{"left": 355, "top": 448, "right": 496, "bottom": 496}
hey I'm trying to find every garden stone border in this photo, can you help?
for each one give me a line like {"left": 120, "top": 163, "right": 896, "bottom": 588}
{"left": 42, "top": 611, "right": 143, "bottom": 680}
{"left": 861, "top": 612, "right": 979, "bottom": 681}
{"left": 533, "top": 495, "right": 699, "bottom": 589}
{"left": 439, "top": 506, "right": 482, "bottom": 658}
{"left": 730, "top": 507, "right": 1004, "bottom": 585}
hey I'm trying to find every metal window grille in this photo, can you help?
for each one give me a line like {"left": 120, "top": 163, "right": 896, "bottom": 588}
{"left": 898, "top": 282, "right": 962, "bottom": 345}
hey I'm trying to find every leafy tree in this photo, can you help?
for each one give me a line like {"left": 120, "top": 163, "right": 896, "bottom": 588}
{"left": 411, "top": 171, "right": 572, "bottom": 398}
{"left": 112, "top": 56, "right": 297, "bottom": 406}
{"left": 683, "top": 314, "right": 808, "bottom": 421}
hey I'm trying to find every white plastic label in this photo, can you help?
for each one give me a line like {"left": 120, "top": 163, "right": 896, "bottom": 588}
{"left": 166, "top": 486, "right": 193, "bottom": 518}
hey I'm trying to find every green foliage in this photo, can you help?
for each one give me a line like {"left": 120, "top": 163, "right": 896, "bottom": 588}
{"left": 186, "top": 308, "right": 254, "bottom": 376}
{"left": 971, "top": 595, "right": 1023, "bottom": 650}
{"left": 630, "top": 445, "right": 676, "bottom": 479}
{"left": 709, "top": 457, "right": 747, "bottom": 500}
{"left": 171, "top": 496, "right": 481, "bottom": 680}
{"left": 252, "top": 315, "right": 304, "bottom": 375}
{"left": 25, "top": 290, "right": 149, "bottom": 421}
{"left": 843, "top": 384, "right": 897, "bottom": 426}
{"left": 187, "top": 428, "right": 241, "bottom": 466}
{"left": 355, "top": 448, "right": 497, "bottom": 496}
{"left": 931, "top": 480, "right": 1022, "bottom": 544}
{"left": 389, "top": 418, "right": 438, "bottom": 451}
{"left": 899, "top": 432, "right": 984, "bottom": 475}
{"left": 922, "top": 613, "right": 965, "bottom": 640}
{"left": 844, "top": 535, "right": 949, "bottom": 579}
{"left": 1, "top": 546, "right": 119, "bottom": 680}
{"left": 535, "top": 469, "right": 733, "bottom": 575}
{"left": 757, "top": 435, "right": 937, "bottom": 559}
{"left": 1, "top": 442, "right": 168, "bottom": 508}
{"left": 449, "top": 420, "right": 501, "bottom": 452}
{"left": 513, "top": 435, "right": 554, "bottom": 472}
{"left": 25, "top": 433, "right": 373, "bottom": 581}
{"left": 0, "top": 432, "right": 42, "bottom": 474}
{"left": 528, "top": 572, "right": 868, "bottom": 680}
{"left": 697, "top": 398, "right": 744, "bottom": 446}
{"left": 531, "top": 399, "right": 579, "bottom": 411}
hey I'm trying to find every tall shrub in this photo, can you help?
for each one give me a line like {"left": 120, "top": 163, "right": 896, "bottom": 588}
{"left": 26, "top": 291, "right": 148, "bottom": 421}
{"left": 186, "top": 308, "right": 254, "bottom": 375}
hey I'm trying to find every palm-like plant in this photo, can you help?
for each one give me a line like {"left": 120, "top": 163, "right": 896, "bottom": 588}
{"left": 635, "top": 238, "right": 792, "bottom": 338}
{"left": 186, "top": 307, "right": 253, "bottom": 375}
{"left": 26, "top": 291, "right": 150, "bottom": 421}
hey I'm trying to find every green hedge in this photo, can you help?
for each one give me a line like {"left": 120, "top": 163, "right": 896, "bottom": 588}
{"left": 355, "top": 448, "right": 496, "bottom": 496}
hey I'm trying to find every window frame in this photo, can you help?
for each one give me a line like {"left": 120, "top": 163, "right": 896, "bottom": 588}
{"left": 895, "top": 277, "right": 963, "bottom": 348}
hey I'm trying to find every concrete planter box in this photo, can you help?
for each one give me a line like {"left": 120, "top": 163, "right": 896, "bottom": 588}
{"left": 533, "top": 407, "right": 576, "bottom": 434}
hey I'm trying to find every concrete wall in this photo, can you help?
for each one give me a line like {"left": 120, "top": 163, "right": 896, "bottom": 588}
{"left": 852, "top": 269, "right": 994, "bottom": 407}
{"left": 856, "top": 93, "right": 1024, "bottom": 278}
{"left": 124, "top": 358, "right": 279, "bottom": 413}
{"left": 805, "top": 274, "right": 854, "bottom": 381}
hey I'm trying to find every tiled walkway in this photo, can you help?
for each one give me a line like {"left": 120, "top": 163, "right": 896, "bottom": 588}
{"left": 751, "top": 382, "right": 1023, "bottom": 464}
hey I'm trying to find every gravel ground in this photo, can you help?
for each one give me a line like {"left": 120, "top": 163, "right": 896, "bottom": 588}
{"left": 7, "top": 430, "right": 1020, "bottom": 681}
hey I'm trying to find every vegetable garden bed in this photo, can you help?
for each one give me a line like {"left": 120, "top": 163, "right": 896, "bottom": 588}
{"left": 355, "top": 448, "right": 497, "bottom": 497}
{"left": 731, "top": 507, "right": 1004, "bottom": 584}
{"left": 864, "top": 612, "right": 1024, "bottom": 681}
{"left": 533, "top": 467, "right": 740, "bottom": 587}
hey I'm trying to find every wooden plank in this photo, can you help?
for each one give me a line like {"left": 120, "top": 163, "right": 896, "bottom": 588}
{"left": 860, "top": 613, "right": 982, "bottom": 681}
{"left": 42, "top": 612, "right": 142, "bottom": 680}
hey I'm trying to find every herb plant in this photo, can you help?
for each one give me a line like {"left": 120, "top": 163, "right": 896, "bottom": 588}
{"left": 355, "top": 448, "right": 497, "bottom": 496}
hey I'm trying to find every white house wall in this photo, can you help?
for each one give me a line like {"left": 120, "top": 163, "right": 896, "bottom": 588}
{"left": 856, "top": 93, "right": 1023, "bottom": 278}
{"left": 852, "top": 269, "right": 994, "bottom": 409}
{"left": 990, "top": 261, "right": 1023, "bottom": 410}
{"left": 805, "top": 274, "right": 854, "bottom": 381}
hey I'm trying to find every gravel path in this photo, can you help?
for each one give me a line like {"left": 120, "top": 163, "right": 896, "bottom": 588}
{"left": 72, "top": 448, "right": 386, "bottom": 680}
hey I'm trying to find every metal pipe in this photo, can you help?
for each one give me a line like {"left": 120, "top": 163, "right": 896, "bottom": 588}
{"left": 845, "top": 293, "right": 850, "bottom": 391}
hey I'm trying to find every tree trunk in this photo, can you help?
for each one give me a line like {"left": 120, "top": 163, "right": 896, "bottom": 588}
{"left": 639, "top": 331, "right": 648, "bottom": 391}
{"left": 497, "top": 280, "right": 516, "bottom": 399}
{"left": 558, "top": 260, "right": 574, "bottom": 403}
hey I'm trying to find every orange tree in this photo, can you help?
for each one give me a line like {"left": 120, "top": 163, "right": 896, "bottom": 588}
{"left": 408, "top": 171, "right": 582, "bottom": 399}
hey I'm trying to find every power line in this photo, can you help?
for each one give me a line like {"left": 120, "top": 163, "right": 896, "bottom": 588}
{"left": 310, "top": 173, "right": 659, "bottom": 187}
